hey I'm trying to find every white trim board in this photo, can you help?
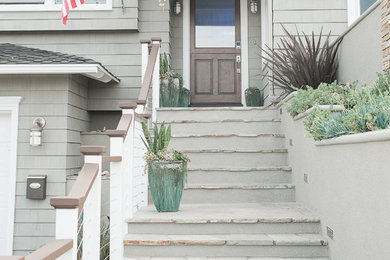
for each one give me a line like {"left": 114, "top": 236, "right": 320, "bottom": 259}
{"left": 0, "top": 0, "right": 112, "bottom": 12}
{"left": 0, "top": 64, "right": 118, "bottom": 83}
{"left": 0, "top": 96, "right": 22, "bottom": 255}
{"left": 182, "top": 0, "right": 250, "bottom": 105}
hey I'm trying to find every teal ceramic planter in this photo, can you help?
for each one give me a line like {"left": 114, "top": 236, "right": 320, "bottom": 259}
{"left": 148, "top": 161, "right": 185, "bottom": 212}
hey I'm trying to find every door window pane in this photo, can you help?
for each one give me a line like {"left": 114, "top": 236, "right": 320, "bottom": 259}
{"left": 195, "top": 0, "right": 236, "bottom": 48}
{"left": 360, "top": 0, "right": 376, "bottom": 14}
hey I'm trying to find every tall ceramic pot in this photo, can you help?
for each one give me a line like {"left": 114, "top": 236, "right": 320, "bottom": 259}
{"left": 148, "top": 160, "right": 185, "bottom": 212}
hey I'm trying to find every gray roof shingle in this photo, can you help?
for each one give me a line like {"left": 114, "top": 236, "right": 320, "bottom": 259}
{"left": 0, "top": 43, "right": 119, "bottom": 81}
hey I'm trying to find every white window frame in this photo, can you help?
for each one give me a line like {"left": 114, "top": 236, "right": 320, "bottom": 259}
{"left": 348, "top": 0, "right": 379, "bottom": 26}
{"left": 0, "top": 0, "right": 112, "bottom": 11}
{"left": 347, "top": 0, "right": 361, "bottom": 26}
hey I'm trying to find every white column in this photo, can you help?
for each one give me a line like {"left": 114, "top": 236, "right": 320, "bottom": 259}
{"left": 109, "top": 108, "right": 135, "bottom": 259}
{"left": 55, "top": 208, "right": 78, "bottom": 260}
{"left": 152, "top": 40, "right": 161, "bottom": 123}
{"left": 141, "top": 40, "right": 150, "bottom": 83}
{"left": 83, "top": 155, "right": 102, "bottom": 260}
{"left": 109, "top": 136, "right": 125, "bottom": 259}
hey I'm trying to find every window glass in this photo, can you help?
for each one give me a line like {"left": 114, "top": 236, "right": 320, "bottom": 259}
{"left": 0, "top": 0, "right": 43, "bottom": 4}
{"left": 195, "top": 0, "right": 236, "bottom": 48}
{"left": 360, "top": 0, "right": 376, "bottom": 14}
{"left": 54, "top": 0, "right": 106, "bottom": 4}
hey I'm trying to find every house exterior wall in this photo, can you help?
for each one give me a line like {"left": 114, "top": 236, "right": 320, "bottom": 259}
{"left": 337, "top": 2, "right": 382, "bottom": 86}
{"left": 382, "top": 0, "right": 390, "bottom": 69}
{"left": 0, "top": 0, "right": 138, "bottom": 31}
{"left": 0, "top": 0, "right": 171, "bottom": 111}
{"left": 0, "top": 74, "right": 88, "bottom": 255}
{"left": 265, "top": 0, "right": 349, "bottom": 102}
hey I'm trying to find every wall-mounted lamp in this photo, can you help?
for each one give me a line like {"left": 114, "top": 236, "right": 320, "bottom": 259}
{"left": 173, "top": 0, "right": 181, "bottom": 15}
{"left": 30, "top": 117, "right": 46, "bottom": 146}
{"left": 250, "top": 0, "right": 258, "bottom": 14}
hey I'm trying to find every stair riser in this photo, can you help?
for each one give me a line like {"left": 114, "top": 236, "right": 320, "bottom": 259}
{"left": 157, "top": 121, "right": 282, "bottom": 135}
{"left": 170, "top": 136, "right": 285, "bottom": 150}
{"left": 187, "top": 170, "right": 292, "bottom": 185}
{"left": 157, "top": 109, "right": 278, "bottom": 122}
{"left": 128, "top": 223, "right": 320, "bottom": 235}
{"left": 181, "top": 188, "right": 295, "bottom": 203}
{"left": 187, "top": 152, "right": 288, "bottom": 168}
{"left": 124, "top": 245, "right": 328, "bottom": 258}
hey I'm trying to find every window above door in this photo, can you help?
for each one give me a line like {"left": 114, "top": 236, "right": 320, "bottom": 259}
{"left": 348, "top": 0, "right": 378, "bottom": 25}
{"left": 0, "top": 0, "right": 111, "bottom": 11}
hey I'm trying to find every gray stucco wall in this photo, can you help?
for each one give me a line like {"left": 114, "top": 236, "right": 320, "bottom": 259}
{"left": 337, "top": 2, "right": 382, "bottom": 86}
{"left": 280, "top": 104, "right": 390, "bottom": 260}
{"left": 0, "top": 74, "right": 89, "bottom": 255}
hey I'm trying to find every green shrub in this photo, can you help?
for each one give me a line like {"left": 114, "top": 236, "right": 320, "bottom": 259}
{"left": 287, "top": 81, "right": 358, "bottom": 117}
{"left": 304, "top": 93, "right": 390, "bottom": 141}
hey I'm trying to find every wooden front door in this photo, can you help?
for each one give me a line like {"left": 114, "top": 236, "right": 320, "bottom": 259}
{"left": 190, "top": 0, "right": 242, "bottom": 106}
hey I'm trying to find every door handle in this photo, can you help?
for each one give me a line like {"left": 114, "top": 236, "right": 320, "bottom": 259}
{"left": 236, "top": 55, "right": 241, "bottom": 63}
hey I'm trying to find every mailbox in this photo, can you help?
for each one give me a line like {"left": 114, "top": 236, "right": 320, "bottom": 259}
{"left": 26, "top": 176, "right": 47, "bottom": 200}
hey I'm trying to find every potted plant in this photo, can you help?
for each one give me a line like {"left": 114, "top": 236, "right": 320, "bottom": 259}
{"left": 160, "top": 53, "right": 189, "bottom": 107}
{"left": 141, "top": 122, "right": 189, "bottom": 212}
{"left": 245, "top": 87, "right": 263, "bottom": 106}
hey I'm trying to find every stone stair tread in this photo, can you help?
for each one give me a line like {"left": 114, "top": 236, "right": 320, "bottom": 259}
{"left": 156, "top": 107, "right": 276, "bottom": 111}
{"left": 158, "top": 119, "right": 281, "bottom": 124}
{"left": 171, "top": 134, "right": 285, "bottom": 138}
{"left": 185, "top": 184, "right": 295, "bottom": 190}
{"left": 127, "top": 203, "right": 320, "bottom": 224}
{"left": 188, "top": 167, "right": 292, "bottom": 172}
{"left": 125, "top": 257, "right": 330, "bottom": 260}
{"left": 123, "top": 233, "right": 327, "bottom": 246}
{"left": 183, "top": 149, "right": 288, "bottom": 153}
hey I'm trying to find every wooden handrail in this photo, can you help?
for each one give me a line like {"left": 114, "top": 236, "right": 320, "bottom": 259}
{"left": 24, "top": 239, "right": 72, "bottom": 260}
{"left": 50, "top": 163, "right": 99, "bottom": 209}
{"left": 138, "top": 43, "right": 160, "bottom": 102}
{"left": 107, "top": 113, "right": 133, "bottom": 138}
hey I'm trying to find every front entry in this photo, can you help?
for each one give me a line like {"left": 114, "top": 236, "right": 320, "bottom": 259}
{"left": 190, "top": 0, "right": 242, "bottom": 106}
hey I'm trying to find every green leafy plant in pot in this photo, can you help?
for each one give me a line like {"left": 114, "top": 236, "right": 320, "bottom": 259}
{"left": 141, "top": 122, "right": 189, "bottom": 212}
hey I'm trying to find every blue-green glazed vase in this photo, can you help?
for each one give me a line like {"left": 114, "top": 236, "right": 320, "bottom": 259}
{"left": 148, "top": 161, "right": 185, "bottom": 212}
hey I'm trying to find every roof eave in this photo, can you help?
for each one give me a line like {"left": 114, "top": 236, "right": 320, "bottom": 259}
{"left": 0, "top": 64, "right": 119, "bottom": 83}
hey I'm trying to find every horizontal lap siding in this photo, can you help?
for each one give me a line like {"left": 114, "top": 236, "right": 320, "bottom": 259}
{"left": 268, "top": 0, "right": 348, "bottom": 99}
{"left": 0, "top": 75, "right": 89, "bottom": 255}
{"left": 0, "top": 0, "right": 138, "bottom": 31}
{"left": 0, "top": 0, "right": 170, "bottom": 111}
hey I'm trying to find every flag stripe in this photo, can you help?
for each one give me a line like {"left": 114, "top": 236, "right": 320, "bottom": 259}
{"left": 61, "top": 0, "right": 84, "bottom": 25}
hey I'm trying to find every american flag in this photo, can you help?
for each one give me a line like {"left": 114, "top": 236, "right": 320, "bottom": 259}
{"left": 61, "top": 0, "right": 85, "bottom": 24}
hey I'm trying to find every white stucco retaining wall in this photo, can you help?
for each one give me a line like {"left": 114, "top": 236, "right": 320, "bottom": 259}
{"left": 279, "top": 104, "right": 390, "bottom": 260}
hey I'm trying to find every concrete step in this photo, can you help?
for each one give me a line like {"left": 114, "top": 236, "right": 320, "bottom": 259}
{"left": 181, "top": 184, "right": 295, "bottom": 204}
{"left": 127, "top": 203, "right": 320, "bottom": 235}
{"left": 170, "top": 134, "right": 285, "bottom": 150}
{"left": 187, "top": 167, "right": 292, "bottom": 185}
{"left": 156, "top": 107, "right": 279, "bottom": 122}
{"left": 125, "top": 257, "right": 330, "bottom": 260}
{"left": 186, "top": 149, "right": 288, "bottom": 168}
{"left": 123, "top": 233, "right": 328, "bottom": 257}
{"left": 157, "top": 119, "right": 282, "bottom": 135}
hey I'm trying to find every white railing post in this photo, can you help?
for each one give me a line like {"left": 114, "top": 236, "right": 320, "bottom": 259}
{"left": 82, "top": 148, "right": 104, "bottom": 260}
{"left": 55, "top": 208, "right": 78, "bottom": 260}
{"left": 152, "top": 37, "right": 161, "bottom": 123}
{"left": 108, "top": 106, "right": 135, "bottom": 259}
{"left": 141, "top": 39, "right": 150, "bottom": 83}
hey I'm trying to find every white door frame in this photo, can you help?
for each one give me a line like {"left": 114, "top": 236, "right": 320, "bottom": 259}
{"left": 182, "top": 0, "right": 249, "bottom": 105}
{"left": 0, "top": 96, "right": 22, "bottom": 255}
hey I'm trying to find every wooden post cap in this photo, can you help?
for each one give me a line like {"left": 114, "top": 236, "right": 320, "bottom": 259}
{"left": 80, "top": 146, "right": 106, "bottom": 155}
{"left": 119, "top": 102, "right": 137, "bottom": 109}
